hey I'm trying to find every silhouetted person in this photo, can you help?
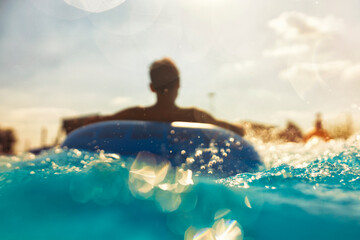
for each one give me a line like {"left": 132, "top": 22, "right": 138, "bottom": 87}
{"left": 303, "top": 113, "right": 331, "bottom": 142}
{"left": 278, "top": 121, "right": 303, "bottom": 142}
{"left": 63, "top": 58, "right": 244, "bottom": 136}
{"left": 0, "top": 128, "right": 16, "bottom": 154}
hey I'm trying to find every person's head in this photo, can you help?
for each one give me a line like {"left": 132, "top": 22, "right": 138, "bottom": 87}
{"left": 149, "top": 58, "right": 180, "bottom": 98}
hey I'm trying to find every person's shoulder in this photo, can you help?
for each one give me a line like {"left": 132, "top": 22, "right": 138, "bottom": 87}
{"left": 186, "top": 107, "right": 209, "bottom": 115}
{"left": 187, "top": 107, "right": 215, "bottom": 122}
{"left": 195, "top": 107, "right": 214, "bottom": 116}
{"left": 122, "top": 106, "right": 144, "bottom": 113}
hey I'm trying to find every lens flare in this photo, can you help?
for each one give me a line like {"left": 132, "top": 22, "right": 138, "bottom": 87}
{"left": 90, "top": 0, "right": 165, "bottom": 35}
{"left": 128, "top": 151, "right": 194, "bottom": 201}
{"left": 186, "top": 218, "right": 243, "bottom": 240}
{"left": 64, "top": 0, "right": 126, "bottom": 13}
{"left": 28, "top": 0, "right": 89, "bottom": 20}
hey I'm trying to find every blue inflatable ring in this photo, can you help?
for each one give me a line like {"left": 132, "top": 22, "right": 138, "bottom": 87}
{"left": 61, "top": 121, "right": 263, "bottom": 177}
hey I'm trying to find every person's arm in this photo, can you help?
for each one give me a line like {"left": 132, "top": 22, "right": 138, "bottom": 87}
{"left": 62, "top": 114, "right": 102, "bottom": 134}
{"left": 214, "top": 120, "right": 245, "bottom": 136}
{"left": 62, "top": 108, "right": 141, "bottom": 134}
{"left": 193, "top": 108, "right": 245, "bottom": 136}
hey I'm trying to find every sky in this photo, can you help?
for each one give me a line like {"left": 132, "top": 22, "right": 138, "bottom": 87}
{"left": 1, "top": 0, "right": 360, "bottom": 151}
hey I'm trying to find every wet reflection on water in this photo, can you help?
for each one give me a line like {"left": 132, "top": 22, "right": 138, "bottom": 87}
{"left": 129, "top": 151, "right": 194, "bottom": 212}
{"left": 185, "top": 218, "right": 243, "bottom": 240}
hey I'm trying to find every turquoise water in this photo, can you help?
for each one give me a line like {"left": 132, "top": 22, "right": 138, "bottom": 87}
{"left": 0, "top": 136, "right": 360, "bottom": 240}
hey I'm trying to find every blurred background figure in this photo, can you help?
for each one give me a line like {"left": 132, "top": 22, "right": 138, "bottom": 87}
{"left": 278, "top": 121, "right": 303, "bottom": 143}
{"left": 0, "top": 127, "right": 17, "bottom": 154}
{"left": 304, "top": 113, "right": 331, "bottom": 142}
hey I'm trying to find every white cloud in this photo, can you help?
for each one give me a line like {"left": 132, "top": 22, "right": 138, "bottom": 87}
{"left": 264, "top": 12, "right": 344, "bottom": 59}
{"left": 265, "top": 12, "right": 360, "bottom": 103}
{"left": 268, "top": 12, "right": 343, "bottom": 41}
{"left": 263, "top": 44, "right": 309, "bottom": 57}
{"left": 280, "top": 61, "right": 350, "bottom": 99}
{"left": 280, "top": 61, "right": 350, "bottom": 83}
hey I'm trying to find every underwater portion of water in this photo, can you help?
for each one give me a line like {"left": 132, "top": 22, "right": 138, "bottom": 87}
{"left": 0, "top": 135, "right": 360, "bottom": 240}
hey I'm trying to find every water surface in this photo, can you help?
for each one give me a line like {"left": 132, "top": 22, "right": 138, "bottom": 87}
{"left": 0, "top": 135, "right": 359, "bottom": 240}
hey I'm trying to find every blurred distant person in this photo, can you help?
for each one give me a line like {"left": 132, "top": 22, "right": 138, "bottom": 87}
{"left": 278, "top": 121, "right": 303, "bottom": 143}
{"left": 0, "top": 128, "right": 16, "bottom": 154}
{"left": 63, "top": 57, "right": 245, "bottom": 136}
{"left": 303, "top": 113, "right": 331, "bottom": 142}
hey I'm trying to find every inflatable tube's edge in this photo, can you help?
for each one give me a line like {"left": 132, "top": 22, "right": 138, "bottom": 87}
{"left": 62, "top": 121, "right": 263, "bottom": 177}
